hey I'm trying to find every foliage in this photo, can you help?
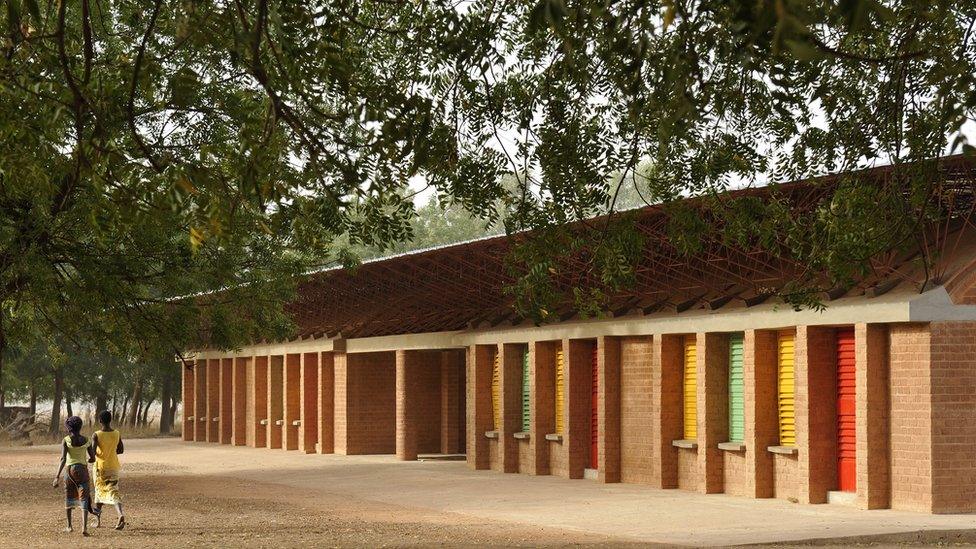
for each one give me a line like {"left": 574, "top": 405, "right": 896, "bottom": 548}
{"left": 0, "top": 0, "right": 973, "bottom": 371}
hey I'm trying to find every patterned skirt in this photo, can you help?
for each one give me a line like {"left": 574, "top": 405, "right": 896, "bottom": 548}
{"left": 64, "top": 464, "right": 93, "bottom": 510}
{"left": 94, "top": 466, "right": 121, "bottom": 505}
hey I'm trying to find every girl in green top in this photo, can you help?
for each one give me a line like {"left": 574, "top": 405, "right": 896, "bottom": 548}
{"left": 52, "top": 416, "right": 100, "bottom": 536}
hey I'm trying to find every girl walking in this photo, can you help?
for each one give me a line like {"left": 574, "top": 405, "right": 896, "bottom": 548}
{"left": 52, "top": 416, "right": 100, "bottom": 536}
{"left": 92, "top": 410, "right": 126, "bottom": 530}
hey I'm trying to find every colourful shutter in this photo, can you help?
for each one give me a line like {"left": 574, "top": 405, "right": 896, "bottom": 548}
{"left": 777, "top": 331, "right": 796, "bottom": 446}
{"left": 683, "top": 337, "right": 697, "bottom": 440}
{"left": 521, "top": 349, "right": 530, "bottom": 432}
{"left": 728, "top": 333, "right": 745, "bottom": 443}
{"left": 590, "top": 346, "right": 599, "bottom": 470}
{"left": 554, "top": 349, "right": 565, "bottom": 434}
{"left": 491, "top": 352, "right": 501, "bottom": 431}
{"left": 837, "top": 328, "right": 856, "bottom": 492}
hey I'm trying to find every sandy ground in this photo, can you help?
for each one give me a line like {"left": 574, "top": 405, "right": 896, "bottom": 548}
{"left": 1, "top": 438, "right": 975, "bottom": 548}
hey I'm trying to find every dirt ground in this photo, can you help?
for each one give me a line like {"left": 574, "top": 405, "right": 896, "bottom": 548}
{"left": 2, "top": 439, "right": 975, "bottom": 548}
{"left": 0, "top": 442, "right": 632, "bottom": 548}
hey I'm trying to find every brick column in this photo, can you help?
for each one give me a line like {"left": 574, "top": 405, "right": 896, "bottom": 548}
{"left": 231, "top": 357, "right": 247, "bottom": 446}
{"left": 796, "top": 326, "right": 837, "bottom": 504}
{"left": 194, "top": 359, "right": 207, "bottom": 442}
{"left": 530, "top": 341, "right": 555, "bottom": 475}
{"left": 317, "top": 351, "right": 335, "bottom": 454}
{"left": 499, "top": 343, "right": 523, "bottom": 473}
{"left": 283, "top": 353, "right": 301, "bottom": 451}
{"left": 697, "top": 332, "right": 728, "bottom": 494}
{"left": 565, "top": 339, "right": 593, "bottom": 479}
{"left": 744, "top": 330, "right": 778, "bottom": 498}
{"left": 248, "top": 356, "right": 268, "bottom": 448}
{"left": 219, "top": 358, "right": 233, "bottom": 444}
{"left": 206, "top": 359, "right": 220, "bottom": 442}
{"left": 855, "top": 323, "right": 890, "bottom": 509}
{"left": 597, "top": 336, "right": 621, "bottom": 483}
{"left": 651, "top": 335, "right": 682, "bottom": 488}
{"left": 440, "top": 350, "right": 462, "bottom": 454}
{"left": 467, "top": 345, "right": 493, "bottom": 470}
{"left": 182, "top": 361, "right": 195, "bottom": 441}
{"left": 299, "top": 352, "right": 319, "bottom": 454}
{"left": 267, "top": 355, "right": 284, "bottom": 449}
{"left": 396, "top": 349, "right": 419, "bottom": 460}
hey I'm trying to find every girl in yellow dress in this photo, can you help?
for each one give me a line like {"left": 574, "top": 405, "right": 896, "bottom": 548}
{"left": 91, "top": 410, "right": 125, "bottom": 530}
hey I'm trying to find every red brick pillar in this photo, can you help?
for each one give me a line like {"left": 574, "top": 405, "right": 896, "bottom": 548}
{"left": 317, "top": 351, "right": 335, "bottom": 454}
{"left": 530, "top": 341, "right": 555, "bottom": 475}
{"left": 333, "top": 352, "right": 349, "bottom": 454}
{"left": 651, "top": 334, "right": 682, "bottom": 488}
{"left": 564, "top": 339, "right": 593, "bottom": 479}
{"left": 219, "top": 358, "right": 233, "bottom": 444}
{"left": 206, "top": 359, "right": 220, "bottom": 442}
{"left": 467, "top": 345, "right": 493, "bottom": 470}
{"left": 283, "top": 353, "right": 301, "bottom": 451}
{"left": 597, "top": 336, "right": 621, "bottom": 483}
{"left": 267, "top": 355, "right": 284, "bottom": 449}
{"left": 248, "top": 356, "right": 268, "bottom": 448}
{"left": 182, "top": 361, "right": 195, "bottom": 441}
{"left": 300, "top": 352, "right": 319, "bottom": 454}
{"left": 855, "top": 323, "right": 890, "bottom": 509}
{"left": 499, "top": 343, "right": 523, "bottom": 473}
{"left": 744, "top": 330, "right": 778, "bottom": 498}
{"left": 697, "top": 332, "right": 728, "bottom": 494}
{"left": 194, "top": 359, "right": 207, "bottom": 442}
{"left": 232, "top": 357, "right": 247, "bottom": 446}
{"left": 396, "top": 349, "right": 419, "bottom": 461}
{"left": 796, "top": 326, "right": 837, "bottom": 504}
{"left": 440, "top": 350, "right": 463, "bottom": 454}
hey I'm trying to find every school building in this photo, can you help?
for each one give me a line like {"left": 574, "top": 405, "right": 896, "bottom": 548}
{"left": 181, "top": 157, "right": 976, "bottom": 514}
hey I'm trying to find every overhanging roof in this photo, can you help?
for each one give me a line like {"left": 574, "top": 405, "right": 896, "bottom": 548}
{"left": 285, "top": 155, "right": 976, "bottom": 340}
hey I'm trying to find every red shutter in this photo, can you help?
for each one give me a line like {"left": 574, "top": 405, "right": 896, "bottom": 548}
{"left": 837, "top": 328, "right": 856, "bottom": 492}
{"left": 590, "top": 346, "right": 599, "bottom": 470}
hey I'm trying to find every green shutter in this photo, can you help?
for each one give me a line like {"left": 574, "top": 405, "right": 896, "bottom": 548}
{"left": 728, "top": 333, "right": 745, "bottom": 443}
{"left": 521, "top": 349, "right": 530, "bottom": 432}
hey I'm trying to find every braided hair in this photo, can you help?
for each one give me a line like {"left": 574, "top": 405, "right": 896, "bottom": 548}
{"left": 64, "top": 416, "right": 86, "bottom": 447}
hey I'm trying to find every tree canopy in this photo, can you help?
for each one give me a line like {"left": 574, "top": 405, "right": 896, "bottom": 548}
{"left": 0, "top": 0, "right": 974, "bottom": 393}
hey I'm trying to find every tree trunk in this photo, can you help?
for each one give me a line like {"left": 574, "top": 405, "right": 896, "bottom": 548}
{"left": 95, "top": 391, "right": 108, "bottom": 416}
{"left": 160, "top": 374, "right": 173, "bottom": 434}
{"left": 29, "top": 382, "right": 37, "bottom": 420}
{"left": 141, "top": 396, "right": 153, "bottom": 426}
{"left": 65, "top": 386, "right": 74, "bottom": 418}
{"left": 50, "top": 365, "right": 64, "bottom": 433}
{"left": 119, "top": 392, "right": 130, "bottom": 424}
{"left": 126, "top": 378, "right": 142, "bottom": 427}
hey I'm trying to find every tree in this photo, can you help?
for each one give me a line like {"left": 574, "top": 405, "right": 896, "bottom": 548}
{"left": 0, "top": 0, "right": 973, "bottom": 386}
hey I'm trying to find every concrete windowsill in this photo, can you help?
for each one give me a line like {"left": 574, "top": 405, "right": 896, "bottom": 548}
{"left": 718, "top": 442, "right": 746, "bottom": 452}
{"left": 291, "top": 420, "right": 302, "bottom": 426}
{"left": 198, "top": 418, "right": 206, "bottom": 422}
{"left": 275, "top": 420, "right": 285, "bottom": 426}
{"left": 672, "top": 439, "right": 698, "bottom": 450}
{"left": 484, "top": 431, "right": 499, "bottom": 439}
{"left": 767, "top": 445, "right": 798, "bottom": 456}
{"left": 212, "top": 417, "right": 219, "bottom": 422}
{"left": 187, "top": 416, "right": 195, "bottom": 421}
{"left": 259, "top": 419, "right": 269, "bottom": 426}
{"left": 513, "top": 432, "right": 530, "bottom": 440}
{"left": 545, "top": 433, "right": 563, "bottom": 442}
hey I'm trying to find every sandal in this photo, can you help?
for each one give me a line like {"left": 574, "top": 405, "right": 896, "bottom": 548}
{"left": 115, "top": 517, "right": 126, "bottom": 531}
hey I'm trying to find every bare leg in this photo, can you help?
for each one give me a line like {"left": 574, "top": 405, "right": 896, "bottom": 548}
{"left": 82, "top": 509, "right": 90, "bottom": 536}
{"left": 94, "top": 503, "right": 103, "bottom": 527}
{"left": 115, "top": 503, "right": 125, "bottom": 530}
{"left": 65, "top": 509, "right": 73, "bottom": 533}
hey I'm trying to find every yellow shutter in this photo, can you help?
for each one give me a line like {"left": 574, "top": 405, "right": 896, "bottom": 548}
{"left": 491, "top": 352, "right": 501, "bottom": 431}
{"left": 683, "top": 337, "right": 697, "bottom": 440}
{"left": 554, "top": 349, "right": 565, "bottom": 434}
{"left": 777, "top": 331, "right": 796, "bottom": 446}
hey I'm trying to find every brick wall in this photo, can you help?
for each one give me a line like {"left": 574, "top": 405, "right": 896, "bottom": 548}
{"left": 773, "top": 454, "right": 800, "bottom": 501}
{"left": 620, "top": 336, "right": 653, "bottom": 484}
{"left": 283, "top": 354, "right": 301, "bottom": 451}
{"left": 248, "top": 356, "right": 268, "bottom": 448}
{"left": 194, "top": 359, "right": 207, "bottom": 441}
{"left": 317, "top": 352, "right": 335, "bottom": 454}
{"left": 929, "top": 322, "right": 976, "bottom": 513}
{"left": 182, "top": 362, "right": 194, "bottom": 441}
{"left": 467, "top": 345, "right": 493, "bottom": 470}
{"left": 440, "top": 350, "right": 464, "bottom": 454}
{"left": 300, "top": 352, "right": 319, "bottom": 453}
{"left": 415, "top": 351, "right": 443, "bottom": 455}
{"left": 698, "top": 332, "right": 728, "bottom": 494}
{"left": 796, "top": 326, "right": 837, "bottom": 503}
{"left": 206, "top": 359, "right": 220, "bottom": 442}
{"left": 651, "top": 334, "right": 683, "bottom": 489}
{"left": 341, "top": 351, "right": 396, "bottom": 455}
{"left": 220, "top": 358, "right": 233, "bottom": 444}
{"left": 267, "top": 355, "right": 284, "bottom": 449}
{"left": 889, "top": 323, "right": 934, "bottom": 511}
{"left": 232, "top": 357, "right": 247, "bottom": 446}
